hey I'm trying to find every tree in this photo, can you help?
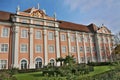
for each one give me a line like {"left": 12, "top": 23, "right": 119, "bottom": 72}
{"left": 56, "top": 57, "right": 64, "bottom": 66}
{"left": 64, "top": 55, "right": 75, "bottom": 66}
{"left": 113, "top": 32, "right": 120, "bottom": 60}
{"left": 113, "top": 44, "right": 120, "bottom": 60}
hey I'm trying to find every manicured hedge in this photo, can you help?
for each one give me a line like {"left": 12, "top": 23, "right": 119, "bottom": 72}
{"left": 88, "top": 62, "right": 112, "bottom": 66}
{"left": 18, "top": 69, "right": 41, "bottom": 73}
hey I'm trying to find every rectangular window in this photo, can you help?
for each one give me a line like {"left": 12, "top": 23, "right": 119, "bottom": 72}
{"left": 49, "top": 45, "right": 54, "bottom": 53}
{"left": 0, "top": 60, "right": 7, "bottom": 69}
{"left": 61, "top": 34, "right": 66, "bottom": 41}
{"left": 47, "top": 22, "right": 54, "bottom": 26}
{"left": 20, "top": 44, "right": 27, "bottom": 53}
{"left": 80, "top": 47, "right": 83, "bottom": 52}
{"left": 78, "top": 36, "right": 82, "bottom": 42}
{"left": 36, "top": 45, "right": 42, "bottom": 53}
{"left": 35, "top": 31, "right": 41, "bottom": 39}
{"left": 71, "top": 35, "right": 75, "bottom": 42}
{"left": 48, "top": 32, "right": 54, "bottom": 40}
{"left": 21, "top": 19, "right": 28, "bottom": 23}
{"left": 21, "top": 29, "right": 28, "bottom": 38}
{"left": 62, "top": 46, "right": 66, "bottom": 53}
{"left": 71, "top": 46, "right": 76, "bottom": 53}
{"left": 2, "top": 28, "right": 9, "bottom": 37}
{"left": 87, "top": 47, "right": 90, "bottom": 52}
{"left": 0, "top": 44, "right": 8, "bottom": 52}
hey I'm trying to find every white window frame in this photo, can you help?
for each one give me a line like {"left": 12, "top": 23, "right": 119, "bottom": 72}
{"left": 35, "top": 30, "right": 42, "bottom": 39}
{"left": 87, "top": 47, "right": 90, "bottom": 52}
{"left": 0, "top": 60, "right": 7, "bottom": 69}
{"left": 35, "top": 45, "right": 42, "bottom": 53}
{"left": 1, "top": 27, "right": 9, "bottom": 38}
{"left": 0, "top": 43, "right": 9, "bottom": 53}
{"left": 20, "top": 44, "right": 28, "bottom": 53}
{"left": 48, "top": 32, "right": 54, "bottom": 40}
{"left": 71, "top": 46, "right": 76, "bottom": 53}
{"left": 61, "top": 46, "right": 66, "bottom": 53}
{"left": 48, "top": 45, "right": 54, "bottom": 53}
{"left": 21, "top": 19, "right": 28, "bottom": 23}
{"left": 71, "top": 35, "right": 75, "bottom": 42}
{"left": 61, "top": 34, "right": 66, "bottom": 41}
{"left": 80, "top": 46, "right": 83, "bottom": 52}
{"left": 47, "top": 22, "right": 54, "bottom": 26}
{"left": 78, "top": 36, "right": 82, "bottom": 42}
{"left": 21, "top": 29, "right": 28, "bottom": 38}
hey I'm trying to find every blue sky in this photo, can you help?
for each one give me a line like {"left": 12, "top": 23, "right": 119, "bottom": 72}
{"left": 0, "top": 0, "right": 120, "bottom": 34}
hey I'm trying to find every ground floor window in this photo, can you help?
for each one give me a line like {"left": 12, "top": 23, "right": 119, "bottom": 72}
{"left": 21, "top": 60, "right": 27, "bottom": 69}
{"left": 35, "top": 58, "right": 42, "bottom": 69}
{"left": 0, "top": 60, "right": 7, "bottom": 69}
{"left": 50, "top": 59, "right": 55, "bottom": 66}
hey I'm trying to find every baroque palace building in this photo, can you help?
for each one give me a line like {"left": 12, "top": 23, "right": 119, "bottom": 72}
{"left": 0, "top": 6, "right": 114, "bottom": 69}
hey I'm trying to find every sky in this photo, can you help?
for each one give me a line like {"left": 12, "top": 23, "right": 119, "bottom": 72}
{"left": 0, "top": 0, "right": 120, "bottom": 34}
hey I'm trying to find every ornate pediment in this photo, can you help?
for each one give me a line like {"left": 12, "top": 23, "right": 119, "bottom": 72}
{"left": 97, "top": 26, "right": 111, "bottom": 34}
{"left": 31, "top": 11, "right": 43, "bottom": 18}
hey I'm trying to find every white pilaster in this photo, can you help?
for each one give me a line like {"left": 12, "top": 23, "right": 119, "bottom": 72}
{"left": 13, "top": 26, "right": 19, "bottom": 68}
{"left": 29, "top": 27, "right": 34, "bottom": 68}
{"left": 82, "top": 33, "right": 87, "bottom": 63}
{"left": 95, "top": 34, "right": 102, "bottom": 62}
{"left": 108, "top": 37, "right": 113, "bottom": 61}
{"left": 103, "top": 35, "right": 107, "bottom": 61}
{"left": 55, "top": 29, "right": 60, "bottom": 66}
{"left": 67, "top": 31, "right": 71, "bottom": 55}
{"left": 43, "top": 28, "right": 48, "bottom": 65}
{"left": 89, "top": 34, "right": 93, "bottom": 62}
{"left": 76, "top": 32, "right": 80, "bottom": 63}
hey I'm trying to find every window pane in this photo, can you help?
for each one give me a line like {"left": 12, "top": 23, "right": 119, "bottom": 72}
{"left": 2, "top": 28, "right": 9, "bottom": 37}
{"left": 71, "top": 46, "right": 76, "bottom": 53}
{"left": 36, "top": 31, "right": 41, "bottom": 39}
{"left": 1, "top": 44, "right": 8, "bottom": 52}
{"left": 71, "top": 35, "right": 75, "bottom": 42}
{"left": 49, "top": 45, "right": 54, "bottom": 53}
{"left": 62, "top": 46, "right": 66, "bottom": 53}
{"left": 80, "top": 47, "right": 83, "bottom": 52}
{"left": 36, "top": 45, "right": 41, "bottom": 53}
{"left": 48, "top": 32, "right": 54, "bottom": 40}
{"left": 0, "top": 60, "right": 7, "bottom": 69}
{"left": 21, "top": 29, "right": 28, "bottom": 38}
{"left": 21, "top": 44, "right": 27, "bottom": 52}
{"left": 61, "top": 34, "right": 66, "bottom": 41}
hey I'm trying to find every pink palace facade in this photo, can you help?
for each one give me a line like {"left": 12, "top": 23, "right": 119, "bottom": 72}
{"left": 0, "top": 7, "right": 114, "bottom": 69}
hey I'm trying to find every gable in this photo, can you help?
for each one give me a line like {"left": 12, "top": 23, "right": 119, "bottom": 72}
{"left": 31, "top": 10, "right": 44, "bottom": 18}
{"left": 97, "top": 27, "right": 111, "bottom": 34}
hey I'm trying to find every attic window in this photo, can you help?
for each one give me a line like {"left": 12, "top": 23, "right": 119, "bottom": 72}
{"left": 21, "top": 19, "right": 28, "bottom": 23}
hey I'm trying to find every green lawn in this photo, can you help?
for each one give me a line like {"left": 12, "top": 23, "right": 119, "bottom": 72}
{"left": 14, "top": 66, "right": 112, "bottom": 80}
{"left": 89, "top": 66, "right": 111, "bottom": 76}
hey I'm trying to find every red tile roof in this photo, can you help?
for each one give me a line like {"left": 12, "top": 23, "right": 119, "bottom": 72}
{"left": 59, "top": 20, "right": 98, "bottom": 32}
{"left": 0, "top": 11, "right": 12, "bottom": 21}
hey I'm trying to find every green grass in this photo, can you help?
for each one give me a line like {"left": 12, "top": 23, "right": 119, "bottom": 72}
{"left": 14, "top": 66, "right": 112, "bottom": 80}
{"left": 89, "top": 66, "right": 111, "bottom": 76}
{"left": 15, "top": 72, "right": 44, "bottom": 80}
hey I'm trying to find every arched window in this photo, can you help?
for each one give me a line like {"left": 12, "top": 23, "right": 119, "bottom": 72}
{"left": 21, "top": 60, "right": 27, "bottom": 69}
{"left": 50, "top": 59, "right": 55, "bottom": 66}
{"left": 35, "top": 58, "right": 42, "bottom": 69}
